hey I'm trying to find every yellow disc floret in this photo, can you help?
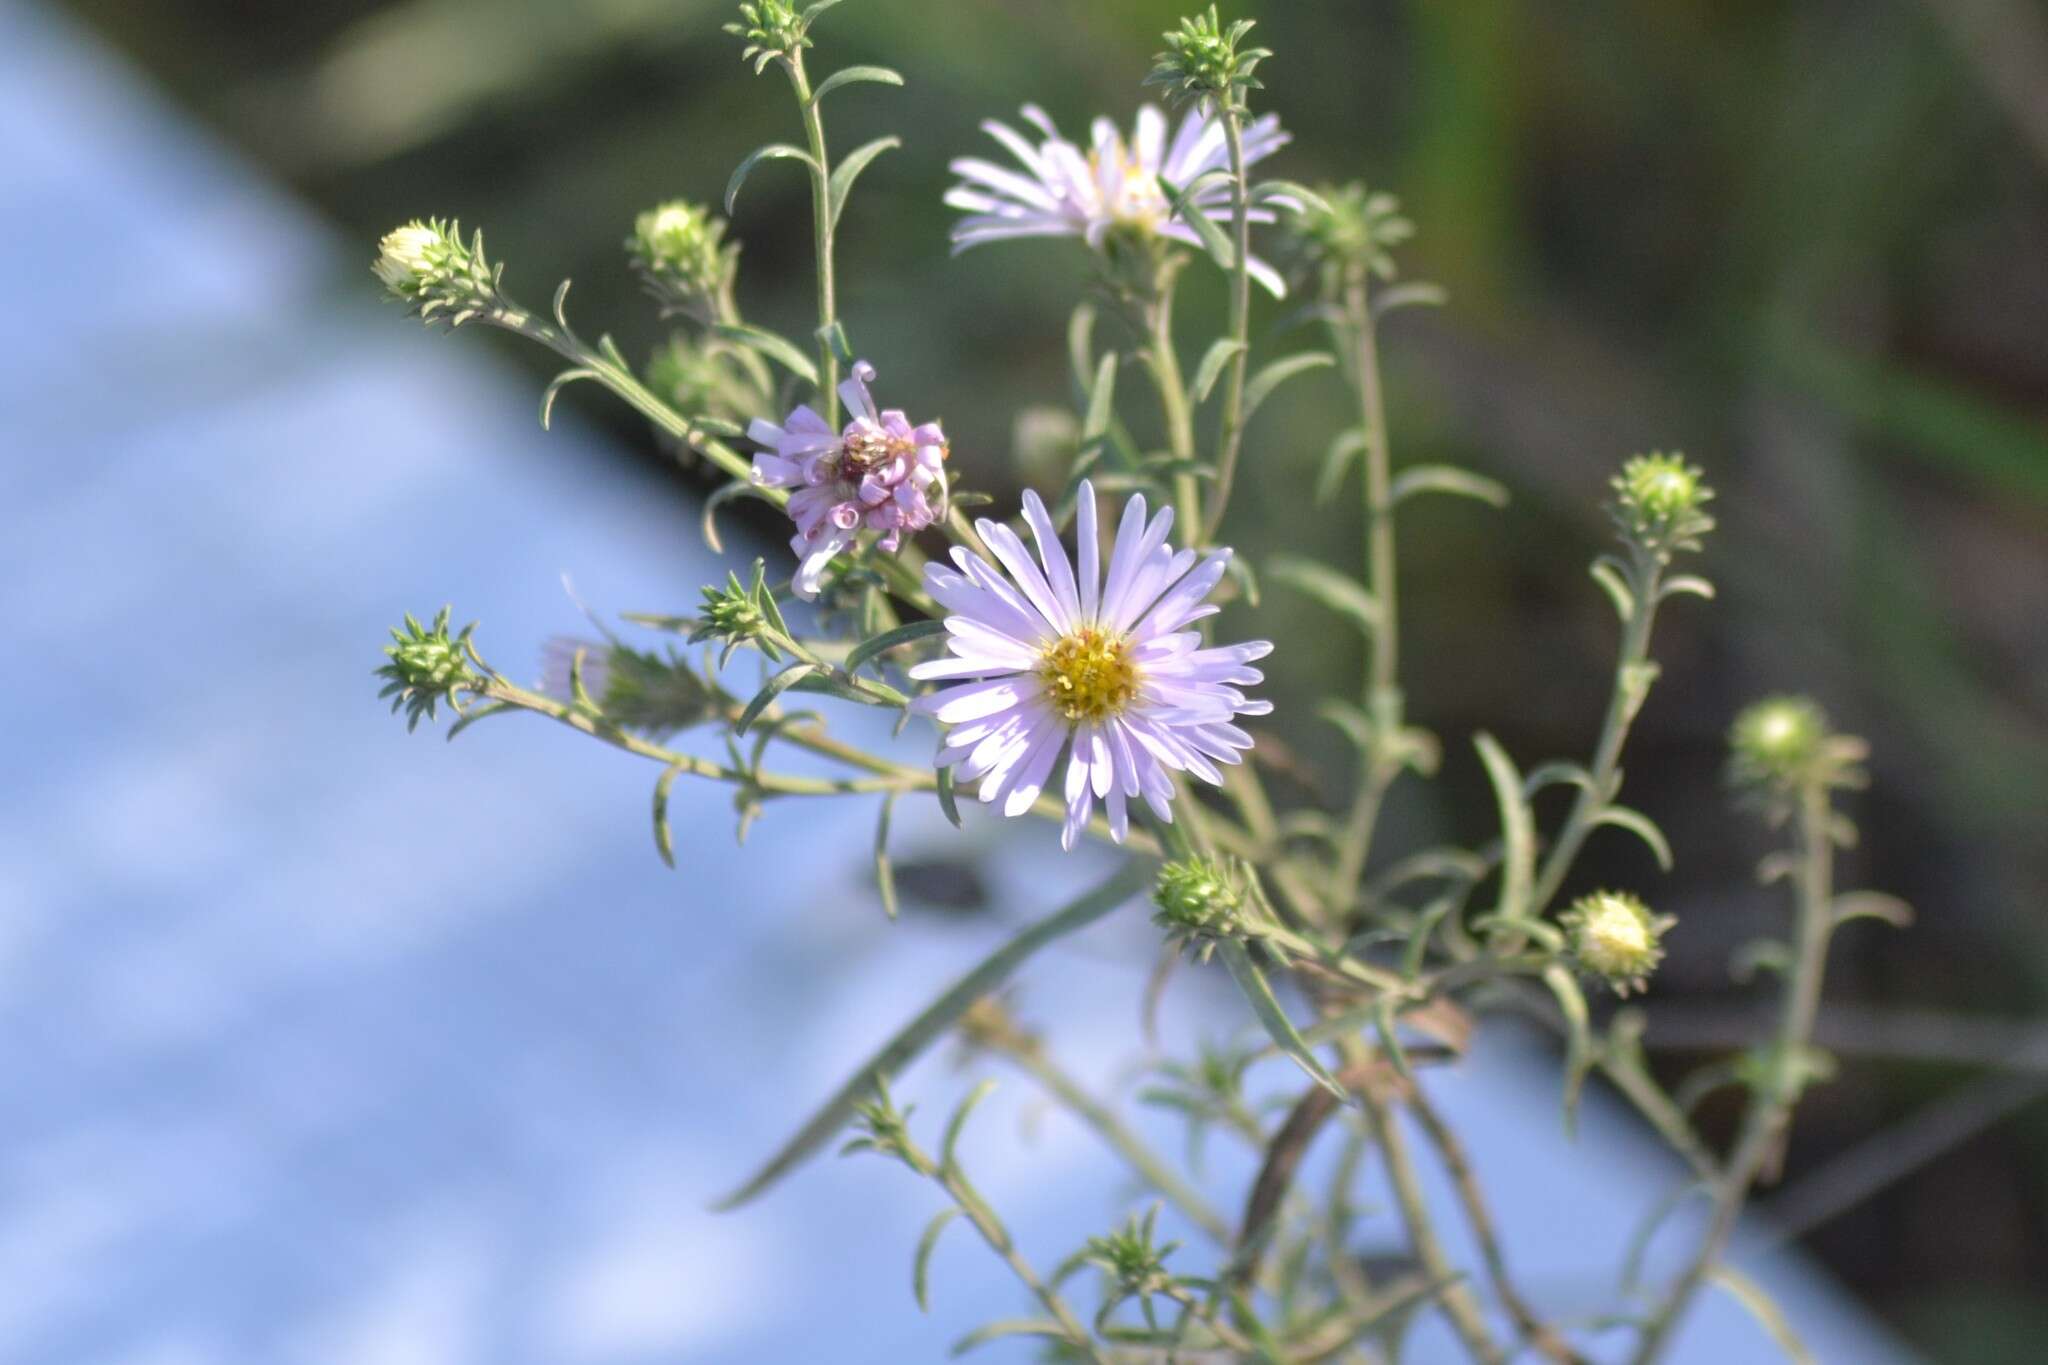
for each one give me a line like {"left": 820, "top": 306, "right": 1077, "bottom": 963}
{"left": 1041, "top": 627, "right": 1140, "bottom": 724}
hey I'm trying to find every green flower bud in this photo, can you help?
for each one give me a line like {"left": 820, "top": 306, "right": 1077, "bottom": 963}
{"left": 372, "top": 219, "right": 503, "bottom": 326}
{"left": 376, "top": 607, "right": 481, "bottom": 732}
{"left": 725, "top": 0, "right": 810, "bottom": 69}
{"left": 1151, "top": 859, "right": 1244, "bottom": 939}
{"left": 1147, "top": 6, "right": 1271, "bottom": 113}
{"left": 1729, "top": 696, "right": 1827, "bottom": 789}
{"left": 1082, "top": 1208, "right": 1178, "bottom": 1300}
{"left": 1562, "top": 890, "right": 1673, "bottom": 997}
{"left": 628, "top": 201, "right": 737, "bottom": 319}
{"left": 1610, "top": 453, "right": 1715, "bottom": 552}
{"left": 1285, "top": 182, "right": 1414, "bottom": 285}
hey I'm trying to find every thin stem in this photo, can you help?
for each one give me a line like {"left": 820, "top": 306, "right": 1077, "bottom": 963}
{"left": 1329, "top": 271, "right": 1401, "bottom": 908}
{"left": 1407, "top": 1085, "right": 1585, "bottom": 1364}
{"left": 784, "top": 52, "right": 841, "bottom": 425}
{"left": 996, "top": 1041, "right": 1234, "bottom": 1247}
{"left": 938, "top": 1163, "right": 1107, "bottom": 1364}
{"left": 1627, "top": 781, "right": 1838, "bottom": 1365}
{"left": 1528, "top": 549, "right": 1661, "bottom": 915}
{"left": 1140, "top": 271, "right": 1205, "bottom": 538}
{"left": 1201, "top": 106, "right": 1255, "bottom": 544}
{"left": 1358, "top": 1088, "right": 1508, "bottom": 1365}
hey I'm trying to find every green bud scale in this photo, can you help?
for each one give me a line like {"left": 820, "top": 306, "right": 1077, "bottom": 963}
{"left": 1562, "top": 890, "right": 1673, "bottom": 997}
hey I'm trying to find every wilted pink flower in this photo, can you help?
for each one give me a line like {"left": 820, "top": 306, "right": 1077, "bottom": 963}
{"left": 748, "top": 360, "right": 949, "bottom": 598}
{"left": 911, "top": 481, "right": 1272, "bottom": 849}
{"left": 946, "top": 104, "right": 1292, "bottom": 296}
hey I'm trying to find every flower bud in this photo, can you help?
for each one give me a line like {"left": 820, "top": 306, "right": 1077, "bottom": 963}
{"left": 372, "top": 219, "right": 502, "bottom": 326}
{"left": 1610, "top": 453, "right": 1715, "bottom": 551}
{"left": 725, "top": 0, "right": 810, "bottom": 68}
{"left": 1729, "top": 696, "right": 1827, "bottom": 789}
{"left": 541, "top": 638, "right": 718, "bottom": 738}
{"left": 1147, "top": 6, "right": 1271, "bottom": 113}
{"left": 628, "top": 201, "right": 737, "bottom": 319}
{"left": 376, "top": 607, "right": 481, "bottom": 731}
{"left": 1151, "top": 859, "right": 1244, "bottom": 940}
{"left": 1563, "top": 890, "right": 1672, "bottom": 997}
{"left": 1285, "top": 182, "right": 1413, "bottom": 287}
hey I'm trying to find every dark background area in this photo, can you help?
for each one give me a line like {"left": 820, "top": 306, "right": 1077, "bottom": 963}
{"left": 59, "top": 0, "right": 2048, "bottom": 1358}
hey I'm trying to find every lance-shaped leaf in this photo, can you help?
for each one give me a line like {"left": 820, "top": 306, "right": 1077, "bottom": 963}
{"left": 712, "top": 861, "right": 1149, "bottom": 1209}
{"left": 1474, "top": 733, "right": 1535, "bottom": 923}
{"left": 829, "top": 136, "right": 902, "bottom": 232}
{"left": 1315, "top": 429, "right": 1368, "bottom": 505}
{"left": 810, "top": 64, "right": 904, "bottom": 105}
{"left": 1191, "top": 338, "right": 1246, "bottom": 406}
{"left": 847, "top": 618, "right": 948, "bottom": 677}
{"left": 726, "top": 142, "right": 820, "bottom": 215}
{"left": 1832, "top": 891, "right": 1914, "bottom": 929}
{"left": 873, "top": 793, "right": 899, "bottom": 919}
{"left": 1710, "top": 1265, "right": 1816, "bottom": 1365}
{"left": 1217, "top": 940, "right": 1347, "bottom": 1101}
{"left": 1543, "top": 963, "right": 1594, "bottom": 1132}
{"left": 714, "top": 322, "right": 820, "bottom": 387}
{"left": 1589, "top": 803, "right": 1675, "bottom": 870}
{"left": 1388, "top": 464, "right": 1509, "bottom": 508}
{"left": 1158, "top": 174, "right": 1236, "bottom": 271}
{"left": 952, "top": 1320, "right": 1072, "bottom": 1356}
{"left": 1269, "top": 557, "right": 1381, "bottom": 638}
{"left": 652, "top": 763, "right": 684, "bottom": 869}
{"left": 1242, "top": 351, "right": 1336, "bottom": 421}
{"left": 735, "top": 662, "right": 820, "bottom": 735}
{"left": 914, "top": 1207, "right": 961, "bottom": 1312}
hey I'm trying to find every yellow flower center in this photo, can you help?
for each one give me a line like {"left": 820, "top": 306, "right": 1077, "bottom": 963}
{"left": 1041, "top": 627, "right": 1139, "bottom": 723}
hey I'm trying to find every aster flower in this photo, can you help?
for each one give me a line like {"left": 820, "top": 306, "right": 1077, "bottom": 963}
{"left": 946, "top": 104, "right": 1292, "bottom": 297}
{"left": 911, "top": 482, "right": 1272, "bottom": 849}
{"left": 747, "top": 360, "right": 949, "bottom": 599}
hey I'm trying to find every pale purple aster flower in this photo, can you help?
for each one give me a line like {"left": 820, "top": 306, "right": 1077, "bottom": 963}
{"left": 946, "top": 103, "right": 1292, "bottom": 297}
{"left": 911, "top": 481, "right": 1272, "bottom": 850}
{"left": 748, "top": 360, "right": 949, "bottom": 599}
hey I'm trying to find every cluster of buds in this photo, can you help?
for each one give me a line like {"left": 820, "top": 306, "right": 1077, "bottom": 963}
{"left": 645, "top": 333, "right": 769, "bottom": 436}
{"left": 1728, "top": 695, "right": 1868, "bottom": 809}
{"left": 377, "top": 607, "right": 482, "bottom": 731}
{"left": 1146, "top": 6, "right": 1271, "bottom": 114}
{"left": 725, "top": 0, "right": 818, "bottom": 72}
{"left": 1286, "top": 182, "right": 1415, "bottom": 288}
{"left": 1610, "top": 453, "right": 1715, "bottom": 557}
{"left": 689, "top": 561, "right": 790, "bottom": 667}
{"left": 1151, "top": 858, "right": 1249, "bottom": 961}
{"left": 628, "top": 200, "right": 739, "bottom": 322}
{"left": 372, "top": 220, "right": 504, "bottom": 327}
{"left": 842, "top": 1081, "right": 928, "bottom": 1174}
{"left": 1080, "top": 1207, "right": 1180, "bottom": 1305}
{"left": 540, "top": 639, "right": 721, "bottom": 738}
{"left": 1562, "top": 890, "right": 1674, "bottom": 996}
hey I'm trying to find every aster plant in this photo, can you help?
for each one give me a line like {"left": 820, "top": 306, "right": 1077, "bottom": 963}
{"left": 369, "top": 7, "right": 1911, "bottom": 1362}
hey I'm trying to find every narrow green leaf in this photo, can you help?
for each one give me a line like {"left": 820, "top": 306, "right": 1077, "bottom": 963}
{"left": 1249, "top": 178, "right": 1330, "bottom": 216}
{"left": 1590, "top": 559, "right": 1635, "bottom": 623}
{"left": 940, "top": 1078, "right": 997, "bottom": 1170}
{"left": 712, "top": 861, "right": 1149, "bottom": 1209}
{"left": 1243, "top": 351, "right": 1336, "bottom": 421}
{"left": 1158, "top": 174, "right": 1236, "bottom": 269}
{"left": 701, "top": 479, "right": 767, "bottom": 555}
{"left": 1523, "top": 761, "right": 1597, "bottom": 798}
{"left": 1269, "top": 557, "right": 1381, "bottom": 638}
{"left": 1542, "top": 963, "right": 1593, "bottom": 1132}
{"left": 653, "top": 763, "right": 683, "bottom": 869}
{"left": 714, "top": 323, "right": 820, "bottom": 387}
{"left": 1474, "top": 733, "right": 1534, "bottom": 923}
{"left": 1591, "top": 804, "right": 1675, "bottom": 871}
{"left": 1388, "top": 464, "right": 1509, "bottom": 508}
{"left": 735, "top": 662, "right": 819, "bottom": 736}
{"left": 829, "top": 136, "right": 902, "bottom": 233}
{"left": 539, "top": 367, "right": 601, "bottom": 430}
{"left": 1831, "top": 891, "right": 1914, "bottom": 929}
{"left": 874, "top": 793, "right": 899, "bottom": 919}
{"left": 1190, "top": 339, "right": 1246, "bottom": 406}
{"left": 914, "top": 1207, "right": 961, "bottom": 1311}
{"left": 1217, "top": 940, "right": 1347, "bottom": 1101}
{"left": 1082, "top": 351, "right": 1118, "bottom": 441}
{"left": 810, "top": 64, "right": 904, "bottom": 105}
{"left": 1709, "top": 1265, "right": 1816, "bottom": 1365}
{"left": 726, "top": 142, "right": 819, "bottom": 215}
{"left": 1373, "top": 995, "right": 1411, "bottom": 1079}
{"left": 951, "top": 1319, "right": 1071, "bottom": 1356}
{"left": 1371, "top": 281, "right": 1449, "bottom": 319}
{"left": 847, "top": 618, "right": 948, "bottom": 676}
{"left": 934, "top": 764, "right": 963, "bottom": 828}
{"left": 1067, "top": 302, "right": 1097, "bottom": 396}
{"left": 1315, "top": 430, "right": 1368, "bottom": 506}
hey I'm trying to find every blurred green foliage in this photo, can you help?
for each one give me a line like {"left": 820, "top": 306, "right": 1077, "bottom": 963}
{"left": 67, "top": 0, "right": 2048, "bottom": 1357}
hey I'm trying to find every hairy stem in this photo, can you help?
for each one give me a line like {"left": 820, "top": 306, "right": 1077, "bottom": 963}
{"left": 1202, "top": 107, "right": 1255, "bottom": 544}
{"left": 784, "top": 51, "right": 841, "bottom": 425}
{"left": 1627, "top": 780, "right": 1837, "bottom": 1364}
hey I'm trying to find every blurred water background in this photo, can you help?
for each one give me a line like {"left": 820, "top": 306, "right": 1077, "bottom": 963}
{"left": 5, "top": 0, "right": 2046, "bottom": 1360}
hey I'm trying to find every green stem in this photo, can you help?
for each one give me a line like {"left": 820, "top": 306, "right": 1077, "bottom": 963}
{"left": 922, "top": 1155, "right": 1105, "bottom": 1364}
{"left": 1201, "top": 106, "right": 1255, "bottom": 545}
{"left": 999, "top": 1042, "right": 1232, "bottom": 1246}
{"left": 1140, "top": 268, "right": 1204, "bottom": 536}
{"left": 1627, "top": 781, "right": 1837, "bottom": 1365}
{"left": 785, "top": 51, "right": 841, "bottom": 425}
{"left": 1357, "top": 1084, "right": 1507, "bottom": 1365}
{"left": 1329, "top": 272, "right": 1402, "bottom": 910}
{"left": 1528, "top": 549, "right": 1662, "bottom": 915}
